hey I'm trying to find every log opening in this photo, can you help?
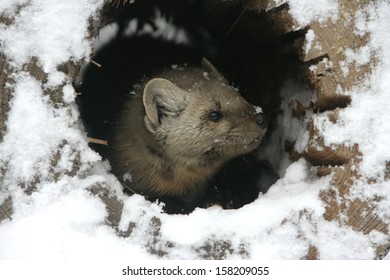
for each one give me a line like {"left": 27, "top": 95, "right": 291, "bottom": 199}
{"left": 76, "top": 0, "right": 307, "bottom": 212}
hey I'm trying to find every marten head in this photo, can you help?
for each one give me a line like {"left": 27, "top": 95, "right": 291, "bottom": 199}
{"left": 142, "top": 59, "right": 268, "bottom": 168}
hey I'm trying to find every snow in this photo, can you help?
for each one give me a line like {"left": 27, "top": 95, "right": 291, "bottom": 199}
{"left": 260, "top": 79, "right": 313, "bottom": 176}
{"left": 303, "top": 29, "right": 315, "bottom": 55}
{"left": 287, "top": 0, "right": 339, "bottom": 27}
{"left": 91, "top": 10, "right": 189, "bottom": 59}
{"left": 313, "top": 2, "right": 390, "bottom": 180}
{"left": 0, "top": 0, "right": 28, "bottom": 17}
{"left": 120, "top": 10, "right": 189, "bottom": 44}
{"left": 0, "top": 0, "right": 389, "bottom": 260}
{"left": 93, "top": 23, "right": 120, "bottom": 52}
{"left": 254, "top": 105, "right": 263, "bottom": 114}
{"left": 0, "top": 72, "right": 100, "bottom": 184}
{"left": 0, "top": 0, "right": 104, "bottom": 79}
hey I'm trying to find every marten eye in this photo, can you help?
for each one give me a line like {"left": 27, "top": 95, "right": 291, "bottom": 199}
{"left": 208, "top": 111, "right": 223, "bottom": 122}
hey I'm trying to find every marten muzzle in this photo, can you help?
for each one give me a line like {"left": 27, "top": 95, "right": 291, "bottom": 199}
{"left": 223, "top": 111, "right": 267, "bottom": 158}
{"left": 255, "top": 113, "right": 268, "bottom": 129}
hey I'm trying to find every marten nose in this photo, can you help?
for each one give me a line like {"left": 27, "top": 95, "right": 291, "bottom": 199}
{"left": 255, "top": 113, "right": 268, "bottom": 128}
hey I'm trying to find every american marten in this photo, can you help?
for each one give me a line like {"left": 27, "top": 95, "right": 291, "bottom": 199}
{"left": 109, "top": 59, "right": 267, "bottom": 213}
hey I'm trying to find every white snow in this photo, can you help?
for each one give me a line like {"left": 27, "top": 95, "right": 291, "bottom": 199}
{"left": 121, "top": 10, "right": 189, "bottom": 44}
{"left": 0, "top": 0, "right": 28, "bottom": 17}
{"left": 254, "top": 105, "right": 263, "bottom": 114}
{"left": 287, "top": 0, "right": 339, "bottom": 27}
{"left": 260, "top": 79, "right": 313, "bottom": 176}
{"left": 313, "top": 2, "right": 390, "bottom": 180}
{"left": 0, "top": 0, "right": 389, "bottom": 260}
{"left": 93, "top": 23, "right": 120, "bottom": 52}
{"left": 303, "top": 29, "right": 315, "bottom": 55}
{"left": 0, "top": 72, "right": 100, "bottom": 184}
{"left": 92, "top": 10, "right": 189, "bottom": 57}
{"left": 0, "top": 0, "right": 104, "bottom": 81}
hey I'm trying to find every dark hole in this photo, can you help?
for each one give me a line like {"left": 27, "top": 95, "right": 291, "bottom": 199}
{"left": 76, "top": 0, "right": 303, "bottom": 213}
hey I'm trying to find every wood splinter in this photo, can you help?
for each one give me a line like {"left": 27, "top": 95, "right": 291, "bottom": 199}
{"left": 87, "top": 137, "right": 108, "bottom": 146}
{"left": 90, "top": 60, "right": 102, "bottom": 68}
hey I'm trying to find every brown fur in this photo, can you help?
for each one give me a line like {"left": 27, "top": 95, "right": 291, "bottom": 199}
{"left": 110, "top": 59, "right": 267, "bottom": 208}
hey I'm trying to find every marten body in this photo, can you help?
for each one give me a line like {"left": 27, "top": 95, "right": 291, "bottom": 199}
{"left": 110, "top": 60, "right": 267, "bottom": 212}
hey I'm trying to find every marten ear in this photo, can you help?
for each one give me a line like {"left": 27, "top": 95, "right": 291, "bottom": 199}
{"left": 201, "top": 58, "right": 220, "bottom": 76}
{"left": 143, "top": 78, "right": 188, "bottom": 133}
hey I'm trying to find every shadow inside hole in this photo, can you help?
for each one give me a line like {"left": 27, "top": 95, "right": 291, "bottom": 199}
{"left": 76, "top": 0, "right": 302, "bottom": 213}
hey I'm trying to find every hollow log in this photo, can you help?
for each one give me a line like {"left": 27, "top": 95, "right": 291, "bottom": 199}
{"left": 0, "top": 0, "right": 389, "bottom": 259}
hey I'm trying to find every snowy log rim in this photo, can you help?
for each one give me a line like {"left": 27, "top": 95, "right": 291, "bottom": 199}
{"left": 0, "top": 0, "right": 389, "bottom": 260}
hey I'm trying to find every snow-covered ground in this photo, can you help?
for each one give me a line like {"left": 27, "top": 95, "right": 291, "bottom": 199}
{"left": 0, "top": 0, "right": 389, "bottom": 259}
